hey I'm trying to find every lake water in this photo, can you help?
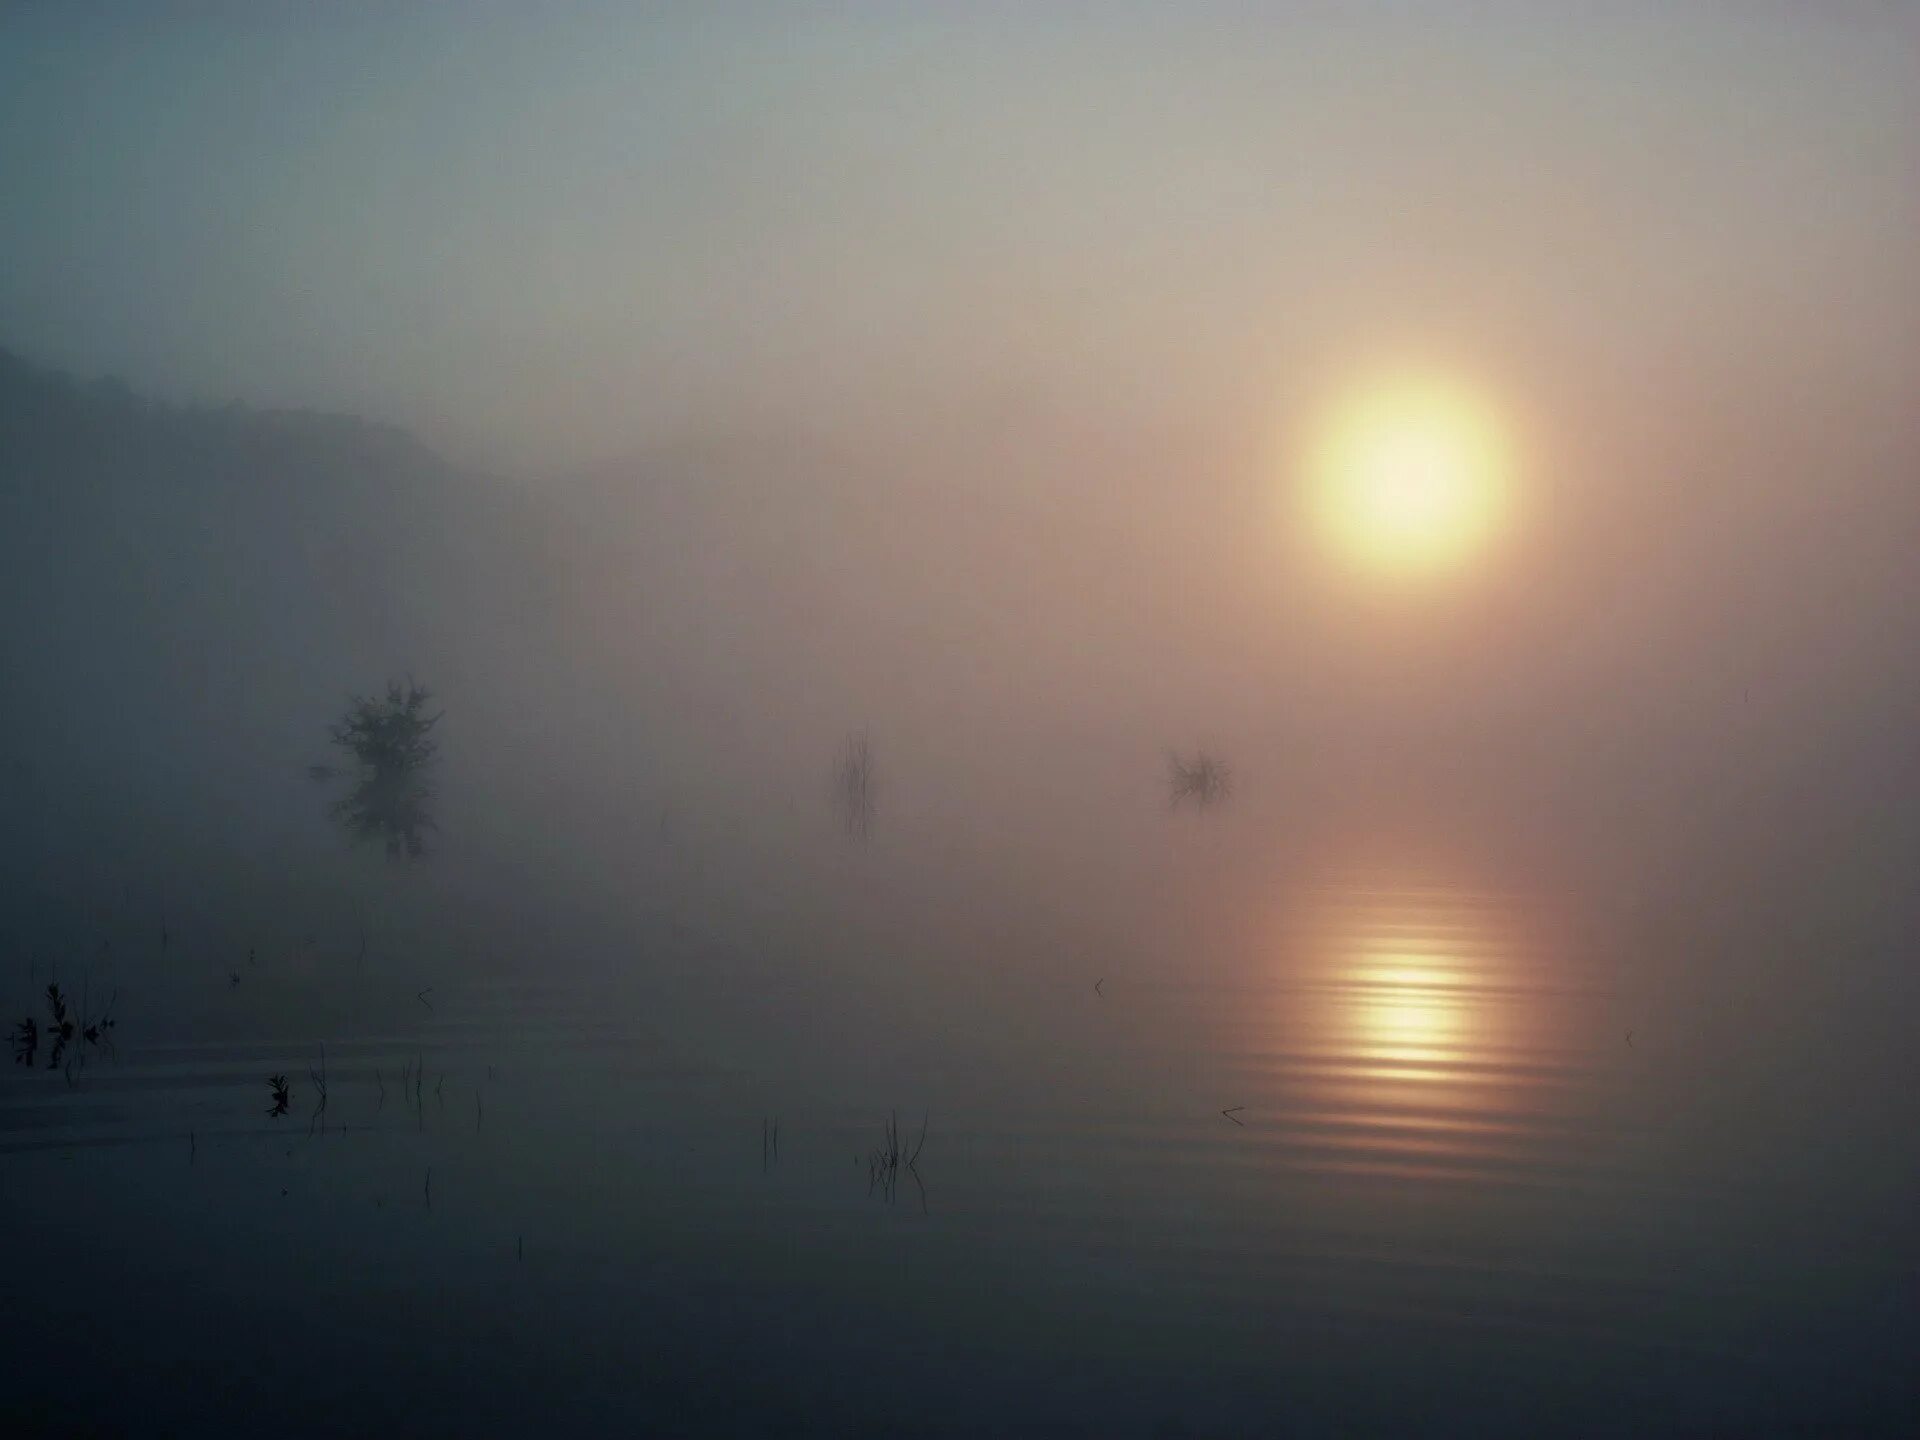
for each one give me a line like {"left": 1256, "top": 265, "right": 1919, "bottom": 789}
{"left": 5, "top": 842, "right": 1918, "bottom": 1437}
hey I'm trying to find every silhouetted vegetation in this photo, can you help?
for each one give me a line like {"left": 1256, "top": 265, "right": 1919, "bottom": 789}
{"left": 1167, "top": 750, "right": 1231, "bottom": 811}
{"left": 396, "top": 1052, "right": 427, "bottom": 1130}
{"left": 322, "top": 680, "right": 442, "bottom": 859}
{"left": 308, "top": 1044, "right": 330, "bottom": 1135}
{"left": 11, "top": 1014, "right": 37, "bottom": 1066}
{"left": 832, "top": 731, "right": 877, "bottom": 840}
{"left": 42, "top": 984, "right": 72, "bottom": 1067}
{"left": 12, "top": 982, "right": 116, "bottom": 1074}
{"left": 867, "top": 1109, "right": 927, "bottom": 1205}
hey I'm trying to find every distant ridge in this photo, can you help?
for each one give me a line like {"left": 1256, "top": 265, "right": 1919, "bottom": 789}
{"left": 0, "top": 342, "right": 440, "bottom": 476}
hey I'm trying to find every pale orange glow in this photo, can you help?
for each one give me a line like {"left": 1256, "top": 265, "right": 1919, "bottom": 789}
{"left": 1302, "top": 370, "right": 1515, "bottom": 580}
{"left": 1257, "top": 873, "right": 1608, "bottom": 1186}
{"left": 1273, "top": 877, "right": 1537, "bottom": 1097}
{"left": 1353, "top": 958, "right": 1462, "bottom": 1058}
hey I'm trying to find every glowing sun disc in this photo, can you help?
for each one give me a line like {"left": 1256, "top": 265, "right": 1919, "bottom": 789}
{"left": 1303, "top": 370, "right": 1515, "bottom": 580}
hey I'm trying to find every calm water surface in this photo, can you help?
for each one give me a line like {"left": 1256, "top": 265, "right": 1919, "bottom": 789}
{"left": 5, "top": 857, "right": 1917, "bottom": 1436}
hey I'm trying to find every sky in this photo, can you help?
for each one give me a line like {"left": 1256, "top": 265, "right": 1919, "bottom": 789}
{"left": 3, "top": 2, "right": 1916, "bottom": 475}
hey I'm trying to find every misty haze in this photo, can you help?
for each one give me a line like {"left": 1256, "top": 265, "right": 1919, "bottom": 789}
{"left": 3, "top": 6, "right": 1918, "bottom": 1437}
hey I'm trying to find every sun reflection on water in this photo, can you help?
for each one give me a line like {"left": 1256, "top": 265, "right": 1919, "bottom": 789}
{"left": 1270, "top": 874, "right": 1587, "bottom": 1142}
{"left": 1352, "top": 958, "right": 1464, "bottom": 1066}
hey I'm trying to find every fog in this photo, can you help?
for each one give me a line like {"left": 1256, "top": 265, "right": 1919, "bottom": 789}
{"left": 6, "top": 332, "right": 1919, "bottom": 995}
{"left": 4, "top": 11, "right": 1920, "bottom": 1430}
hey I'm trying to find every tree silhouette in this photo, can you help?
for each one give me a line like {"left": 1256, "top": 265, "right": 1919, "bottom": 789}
{"left": 325, "top": 680, "right": 441, "bottom": 858}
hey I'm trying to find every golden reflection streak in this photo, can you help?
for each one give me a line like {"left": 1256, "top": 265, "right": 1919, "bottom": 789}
{"left": 1284, "top": 882, "right": 1560, "bottom": 1103}
{"left": 1351, "top": 952, "right": 1466, "bottom": 1075}
{"left": 1252, "top": 873, "right": 1606, "bottom": 1186}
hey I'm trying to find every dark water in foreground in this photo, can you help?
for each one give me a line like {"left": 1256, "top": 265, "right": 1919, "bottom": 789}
{"left": 4, "top": 863, "right": 1918, "bottom": 1437}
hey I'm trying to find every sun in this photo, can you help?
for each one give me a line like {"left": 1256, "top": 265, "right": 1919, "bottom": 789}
{"left": 1302, "top": 369, "right": 1515, "bottom": 581}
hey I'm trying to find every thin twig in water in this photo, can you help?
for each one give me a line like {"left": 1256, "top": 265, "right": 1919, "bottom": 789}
{"left": 832, "top": 731, "right": 878, "bottom": 840}
{"left": 308, "top": 1043, "right": 329, "bottom": 1136}
{"left": 1220, "top": 1106, "right": 1246, "bottom": 1127}
{"left": 416, "top": 988, "right": 433, "bottom": 1011}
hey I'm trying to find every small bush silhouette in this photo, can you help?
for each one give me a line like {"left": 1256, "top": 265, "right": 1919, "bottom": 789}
{"left": 1167, "top": 750, "right": 1231, "bottom": 811}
